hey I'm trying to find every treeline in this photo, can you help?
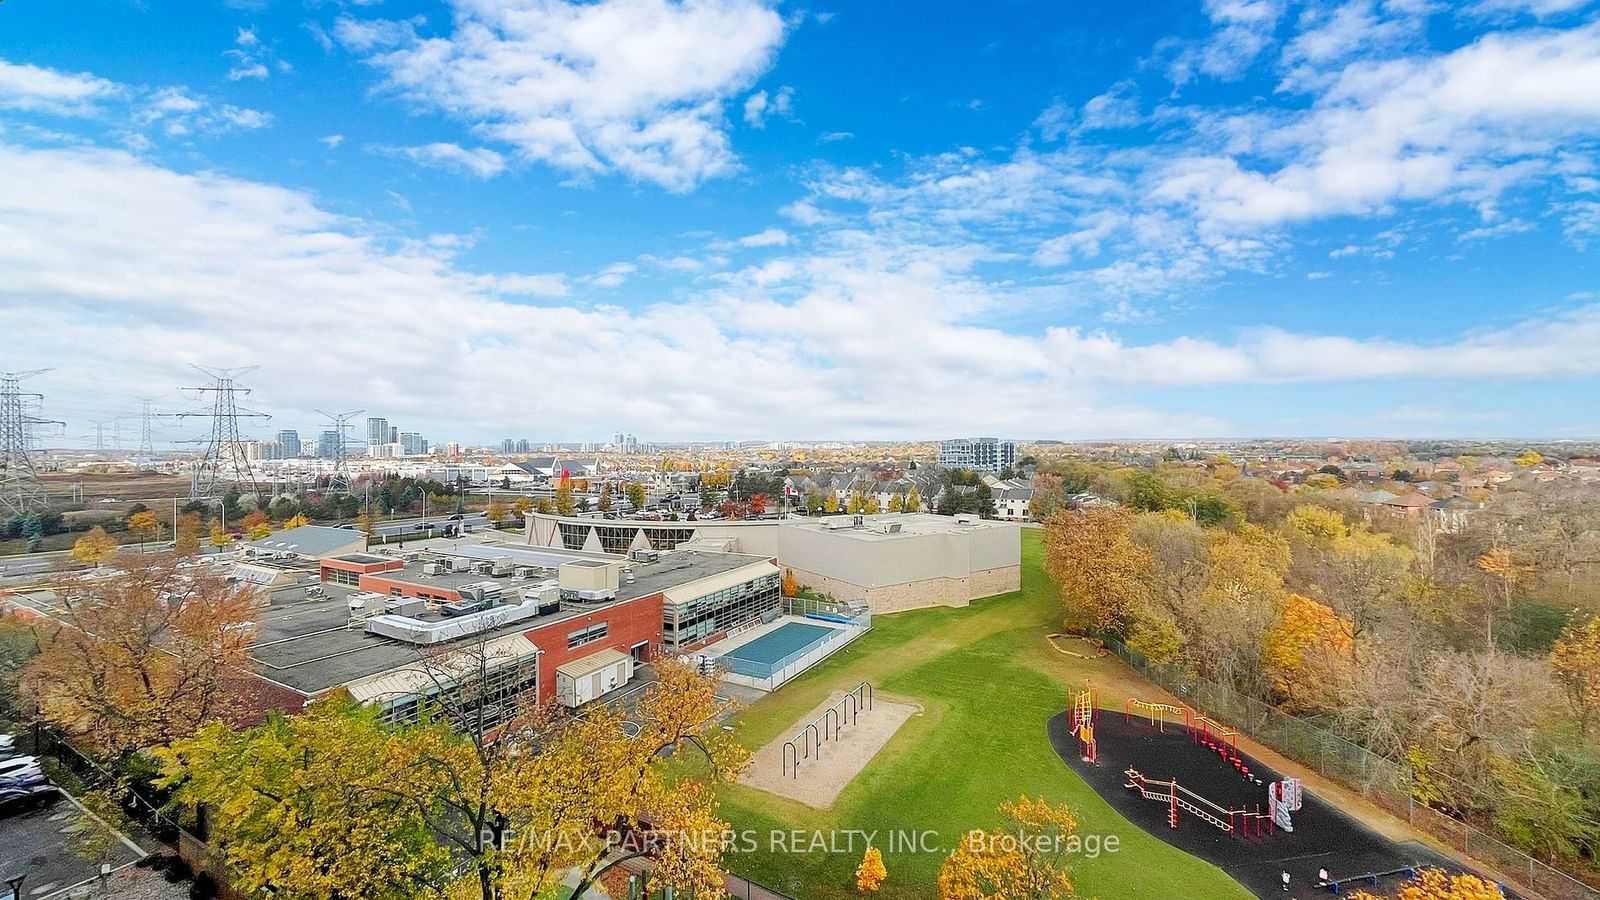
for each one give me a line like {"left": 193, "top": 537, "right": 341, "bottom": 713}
{"left": 1043, "top": 461, "right": 1600, "bottom": 871}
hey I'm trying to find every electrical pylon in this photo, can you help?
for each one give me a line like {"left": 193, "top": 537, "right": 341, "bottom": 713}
{"left": 317, "top": 409, "right": 363, "bottom": 495}
{"left": 178, "top": 366, "right": 270, "bottom": 501}
{"left": 0, "top": 370, "right": 64, "bottom": 516}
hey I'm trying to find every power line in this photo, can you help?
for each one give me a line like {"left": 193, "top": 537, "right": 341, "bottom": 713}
{"left": 0, "top": 370, "right": 64, "bottom": 516}
{"left": 177, "top": 366, "right": 270, "bottom": 502}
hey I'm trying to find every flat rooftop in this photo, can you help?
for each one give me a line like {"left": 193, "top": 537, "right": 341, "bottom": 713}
{"left": 781, "top": 513, "right": 1018, "bottom": 541}
{"left": 619, "top": 549, "right": 773, "bottom": 601}
{"left": 250, "top": 580, "right": 599, "bottom": 695}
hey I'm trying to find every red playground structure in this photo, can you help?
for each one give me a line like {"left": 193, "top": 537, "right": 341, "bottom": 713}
{"left": 1123, "top": 767, "right": 1276, "bottom": 838}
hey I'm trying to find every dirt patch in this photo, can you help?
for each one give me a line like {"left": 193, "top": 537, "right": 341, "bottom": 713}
{"left": 1047, "top": 633, "right": 1106, "bottom": 658}
{"left": 739, "top": 690, "right": 920, "bottom": 810}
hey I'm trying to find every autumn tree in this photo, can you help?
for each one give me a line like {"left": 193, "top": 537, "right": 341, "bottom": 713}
{"left": 161, "top": 656, "right": 745, "bottom": 900}
{"left": 906, "top": 486, "right": 921, "bottom": 512}
{"left": 208, "top": 521, "right": 235, "bottom": 549}
{"left": 281, "top": 512, "right": 311, "bottom": 529}
{"left": 938, "top": 796, "right": 1080, "bottom": 900}
{"left": 1550, "top": 618, "right": 1600, "bottom": 737}
{"left": 782, "top": 569, "right": 799, "bottom": 598}
{"left": 888, "top": 494, "right": 904, "bottom": 513}
{"left": 856, "top": 846, "right": 887, "bottom": 893}
{"left": 597, "top": 482, "right": 613, "bottom": 511}
{"left": 627, "top": 481, "right": 647, "bottom": 512}
{"left": 174, "top": 512, "right": 202, "bottom": 556}
{"left": 823, "top": 492, "right": 840, "bottom": 514}
{"left": 71, "top": 526, "right": 118, "bottom": 566}
{"left": 486, "top": 499, "right": 510, "bottom": 524}
{"left": 1043, "top": 508, "right": 1150, "bottom": 634}
{"left": 749, "top": 492, "right": 768, "bottom": 516}
{"left": 22, "top": 554, "right": 259, "bottom": 755}
{"left": 555, "top": 474, "right": 576, "bottom": 517}
{"left": 1263, "top": 594, "right": 1353, "bottom": 713}
{"left": 127, "top": 510, "right": 160, "bottom": 551}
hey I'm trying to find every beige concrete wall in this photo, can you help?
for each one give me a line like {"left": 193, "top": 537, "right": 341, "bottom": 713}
{"left": 786, "top": 564, "right": 1021, "bottom": 615}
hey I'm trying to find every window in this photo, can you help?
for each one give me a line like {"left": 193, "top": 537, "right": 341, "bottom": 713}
{"left": 390, "top": 587, "right": 403, "bottom": 596}
{"left": 325, "top": 567, "right": 359, "bottom": 586}
{"left": 567, "top": 622, "right": 609, "bottom": 650}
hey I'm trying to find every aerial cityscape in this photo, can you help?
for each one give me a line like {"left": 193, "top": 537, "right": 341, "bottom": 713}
{"left": 2, "top": 0, "right": 1599, "bottom": 899}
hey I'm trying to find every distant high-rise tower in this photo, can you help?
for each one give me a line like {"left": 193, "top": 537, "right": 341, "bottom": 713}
{"left": 277, "top": 429, "right": 302, "bottom": 457}
{"left": 365, "top": 418, "right": 388, "bottom": 456}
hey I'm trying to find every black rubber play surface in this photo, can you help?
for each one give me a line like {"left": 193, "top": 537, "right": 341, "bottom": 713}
{"left": 1047, "top": 711, "right": 1505, "bottom": 898}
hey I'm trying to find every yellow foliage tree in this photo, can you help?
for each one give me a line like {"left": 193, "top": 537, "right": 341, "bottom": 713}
{"left": 512, "top": 497, "right": 532, "bottom": 518}
{"left": 127, "top": 510, "right": 160, "bottom": 550}
{"left": 782, "top": 569, "right": 799, "bottom": 598}
{"left": 247, "top": 523, "right": 272, "bottom": 540}
{"left": 554, "top": 479, "right": 576, "bottom": 517}
{"left": 209, "top": 522, "right": 235, "bottom": 549}
{"left": 1513, "top": 450, "right": 1543, "bottom": 468}
{"left": 1551, "top": 618, "right": 1600, "bottom": 737}
{"left": 888, "top": 494, "right": 904, "bottom": 513}
{"left": 281, "top": 513, "right": 311, "bottom": 530}
{"left": 938, "top": 796, "right": 1080, "bottom": 900}
{"left": 823, "top": 493, "right": 840, "bottom": 514}
{"left": 1348, "top": 867, "right": 1504, "bottom": 899}
{"left": 856, "top": 846, "right": 887, "bottom": 893}
{"left": 486, "top": 499, "right": 509, "bottom": 524}
{"left": 1263, "top": 593, "right": 1353, "bottom": 712}
{"left": 906, "top": 486, "right": 921, "bottom": 512}
{"left": 71, "top": 526, "right": 119, "bottom": 566}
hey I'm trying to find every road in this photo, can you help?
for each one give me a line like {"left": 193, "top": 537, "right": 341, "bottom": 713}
{"left": 370, "top": 512, "right": 490, "bottom": 536}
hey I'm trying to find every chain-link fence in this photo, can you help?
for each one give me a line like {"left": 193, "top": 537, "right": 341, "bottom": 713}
{"left": 1100, "top": 636, "right": 1600, "bottom": 900}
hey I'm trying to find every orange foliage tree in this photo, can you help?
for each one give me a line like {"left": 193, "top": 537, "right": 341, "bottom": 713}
{"left": 21, "top": 553, "right": 261, "bottom": 755}
{"left": 1042, "top": 508, "right": 1150, "bottom": 633}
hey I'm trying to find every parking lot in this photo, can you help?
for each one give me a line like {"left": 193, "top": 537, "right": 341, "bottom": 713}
{"left": 0, "top": 792, "right": 147, "bottom": 899}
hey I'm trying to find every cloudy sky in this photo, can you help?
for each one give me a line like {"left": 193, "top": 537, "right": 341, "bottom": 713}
{"left": 3, "top": 0, "right": 1599, "bottom": 446}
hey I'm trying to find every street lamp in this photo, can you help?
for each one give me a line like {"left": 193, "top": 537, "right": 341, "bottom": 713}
{"left": 6, "top": 874, "right": 25, "bottom": 900}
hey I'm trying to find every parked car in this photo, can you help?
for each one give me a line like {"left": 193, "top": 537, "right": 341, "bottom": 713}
{"left": 0, "top": 783, "right": 60, "bottom": 817}
{"left": 0, "top": 757, "right": 42, "bottom": 782}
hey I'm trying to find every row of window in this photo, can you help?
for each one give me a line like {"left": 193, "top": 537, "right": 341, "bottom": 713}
{"left": 567, "top": 622, "right": 609, "bottom": 650}
{"left": 324, "top": 567, "right": 360, "bottom": 586}
{"left": 663, "top": 574, "right": 781, "bottom": 650}
{"left": 377, "top": 659, "right": 540, "bottom": 734}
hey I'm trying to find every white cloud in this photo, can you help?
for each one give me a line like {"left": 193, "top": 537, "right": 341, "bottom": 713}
{"left": 224, "top": 26, "right": 278, "bottom": 81}
{"left": 743, "top": 85, "right": 794, "bottom": 127}
{"left": 817, "top": 131, "right": 853, "bottom": 143}
{"left": 0, "top": 58, "right": 120, "bottom": 116}
{"left": 135, "top": 87, "right": 273, "bottom": 136}
{"left": 3, "top": 139, "right": 1599, "bottom": 440}
{"left": 320, "top": 134, "right": 345, "bottom": 149}
{"left": 338, "top": 0, "right": 787, "bottom": 192}
{"left": 737, "top": 227, "right": 790, "bottom": 247}
{"left": 589, "top": 262, "right": 637, "bottom": 288}
{"left": 1306, "top": 270, "right": 1332, "bottom": 279}
{"left": 392, "top": 142, "right": 507, "bottom": 178}
{"left": 1329, "top": 244, "right": 1361, "bottom": 257}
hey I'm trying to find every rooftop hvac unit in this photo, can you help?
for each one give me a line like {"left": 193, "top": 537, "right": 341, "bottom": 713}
{"left": 473, "top": 561, "right": 495, "bottom": 575}
{"left": 876, "top": 522, "right": 903, "bottom": 534}
{"left": 821, "top": 514, "right": 854, "bottom": 530}
{"left": 630, "top": 548, "right": 659, "bottom": 563}
{"left": 513, "top": 566, "right": 537, "bottom": 579}
{"left": 423, "top": 562, "right": 446, "bottom": 576}
{"left": 491, "top": 558, "right": 514, "bottom": 577}
{"left": 954, "top": 513, "right": 980, "bottom": 525}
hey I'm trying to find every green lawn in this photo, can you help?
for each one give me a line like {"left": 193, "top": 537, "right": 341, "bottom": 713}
{"left": 713, "top": 530, "right": 1250, "bottom": 900}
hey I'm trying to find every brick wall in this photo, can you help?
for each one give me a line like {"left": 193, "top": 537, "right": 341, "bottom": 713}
{"left": 523, "top": 592, "right": 665, "bottom": 705}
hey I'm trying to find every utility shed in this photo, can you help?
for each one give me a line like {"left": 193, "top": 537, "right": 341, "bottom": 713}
{"left": 555, "top": 647, "right": 632, "bottom": 707}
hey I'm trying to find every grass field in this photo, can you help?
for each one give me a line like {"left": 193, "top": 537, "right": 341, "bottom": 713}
{"left": 714, "top": 530, "right": 1251, "bottom": 900}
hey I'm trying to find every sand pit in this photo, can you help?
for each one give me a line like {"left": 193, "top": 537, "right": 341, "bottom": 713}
{"left": 739, "top": 690, "right": 919, "bottom": 809}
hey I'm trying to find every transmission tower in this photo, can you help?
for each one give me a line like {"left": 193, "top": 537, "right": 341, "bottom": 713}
{"left": 0, "top": 370, "right": 64, "bottom": 516}
{"left": 178, "top": 366, "right": 270, "bottom": 501}
{"left": 317, "top": 409, "right": 363, "bottom": 495}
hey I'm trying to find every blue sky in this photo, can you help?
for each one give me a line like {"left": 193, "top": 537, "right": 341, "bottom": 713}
{"left": 2, "top": 0, "right": 1598, "bottom": 445}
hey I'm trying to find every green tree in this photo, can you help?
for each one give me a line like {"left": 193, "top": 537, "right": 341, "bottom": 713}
{"left": 628, "top": 481, "right": 647, "bottom": 512}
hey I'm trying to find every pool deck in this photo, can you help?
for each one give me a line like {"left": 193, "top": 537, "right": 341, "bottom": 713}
{"left": 699, "top": 614, "right": 869, "bottom": 693}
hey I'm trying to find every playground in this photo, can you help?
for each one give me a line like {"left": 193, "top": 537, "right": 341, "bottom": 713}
{"left": 1050, "top": 699, "right": 1498, "bottom": 897}
{"left": 739, "top": 683, "right": 921, "bottom": 809}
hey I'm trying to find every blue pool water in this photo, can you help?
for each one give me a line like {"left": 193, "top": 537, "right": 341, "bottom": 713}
{"left": 719, "top": 622, "right": 838, "bottom": 676}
